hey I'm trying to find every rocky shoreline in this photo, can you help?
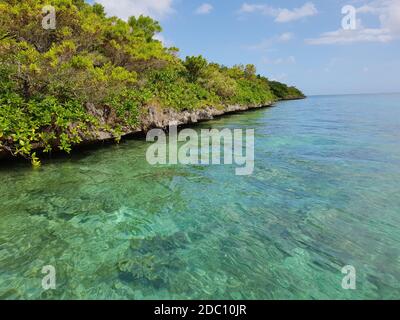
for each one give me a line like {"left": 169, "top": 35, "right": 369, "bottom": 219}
{"left": 0, "top": 98, "right": 304, "bottom": 160}
{"left": 93, "top": 102, "right": 273, "bottom": 141}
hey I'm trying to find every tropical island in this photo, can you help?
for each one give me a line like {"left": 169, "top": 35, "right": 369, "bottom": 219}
{"left": 0, "top": 0, "right": 304, "bottom": 166}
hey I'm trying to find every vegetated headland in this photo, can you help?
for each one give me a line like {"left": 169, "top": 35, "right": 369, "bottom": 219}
{"left": 0, "top": 0, "right": 305, "bottom": 166}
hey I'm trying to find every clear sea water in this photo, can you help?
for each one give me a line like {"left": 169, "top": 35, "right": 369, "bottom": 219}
{"left": 0, "top": 94, "right": 399, "bottom": 299}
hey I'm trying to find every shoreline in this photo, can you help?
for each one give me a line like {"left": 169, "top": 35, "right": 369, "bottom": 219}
{"left": 0, "top": 97, "right": 305, "bottom": 162}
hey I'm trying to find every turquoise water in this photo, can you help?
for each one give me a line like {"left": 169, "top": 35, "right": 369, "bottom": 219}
{"left": 1, "top": 94, "right": 400, "bottom": 299}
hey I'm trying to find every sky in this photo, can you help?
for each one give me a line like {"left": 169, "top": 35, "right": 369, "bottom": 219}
{"left": 89, "top": 0, "right": 400, "bottom": 96}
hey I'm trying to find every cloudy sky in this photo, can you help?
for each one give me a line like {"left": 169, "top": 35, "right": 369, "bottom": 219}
{"left": 90, "top": 0, "right": 400, "bottom": 95}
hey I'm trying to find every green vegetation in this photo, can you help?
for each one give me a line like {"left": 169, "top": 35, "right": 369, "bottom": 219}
{"left": 0, "top": 0, "right": 305, "bottom": 165}
{"left": 269, "top": 81, "right": 305, "bottom": 100}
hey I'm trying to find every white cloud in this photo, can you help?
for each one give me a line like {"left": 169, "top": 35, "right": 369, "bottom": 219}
{"left": 357, "top": 4, "right": 381, "bottom": 14}
{"left": 195, "top": 3, "right": 213, "bottom": 15}
{"left": 96, "top": 0, "right": 174, "bottom": 20}
{"left": 239, "top": 3, "right": 276, "bottom": 15}
{"left": 239, "top": 2, "right": 318, "bottom": 23}
{"left": 278, "top": 32, "right": 294, "bottom": 42}
{"left": 306, "top": 0, "right": 400, "bottom": 45}
{"left": 245, "top": 39, "right": 273, "bottom": 51}
{"left": 306, "top": 28, "right": 393, "bottom": 45}
{"left": 275, "top": 2, "right": 318, "bottom": 23}
{"left": 263, "top": 56, "right": 296, "bottom": 65}
{"left": 380, "top": 0, "right": 400, "bottom": 34}
{"left": 246, "top": 32, "right": 294, "bottom": 51}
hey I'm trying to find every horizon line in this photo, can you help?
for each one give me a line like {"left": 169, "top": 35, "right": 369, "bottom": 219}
{"left": 307, "top": 91, "right": 400, "bottom": 97}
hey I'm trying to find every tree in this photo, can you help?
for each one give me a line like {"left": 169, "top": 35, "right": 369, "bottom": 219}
{"left": 128, "top": 15, "right": 162, "bottom": 42}
{"left": 184, "top": 55, "right": 208, "bottom": 82}
{"left": 227, "top": 64, "right": 245, "bottom": 79}
{"left": 92, "top": 3, "right": 106, "bottom": 18}
{"left": 244, "top": 64, "right": 256, "bottom": 79}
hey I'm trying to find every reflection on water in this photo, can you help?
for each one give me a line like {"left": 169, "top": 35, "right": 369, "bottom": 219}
{"left": 0, "top": 94, "right": 400, "bottom": 299}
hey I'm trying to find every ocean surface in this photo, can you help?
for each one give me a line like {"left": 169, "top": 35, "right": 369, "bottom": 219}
{"left": 0, "top": 94, "right": 399, "bottom": 299}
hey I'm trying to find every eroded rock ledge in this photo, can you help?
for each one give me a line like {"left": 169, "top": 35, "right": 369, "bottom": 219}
{"left": 0, "top": 102, "right": 275, "bottom": 160}
{"left": 87, "top": 102, "right": 272, "bottom": 143}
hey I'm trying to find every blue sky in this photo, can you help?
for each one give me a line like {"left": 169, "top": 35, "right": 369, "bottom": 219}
{"left": 90, "top": 0, "right": 400, "bottom": 95}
